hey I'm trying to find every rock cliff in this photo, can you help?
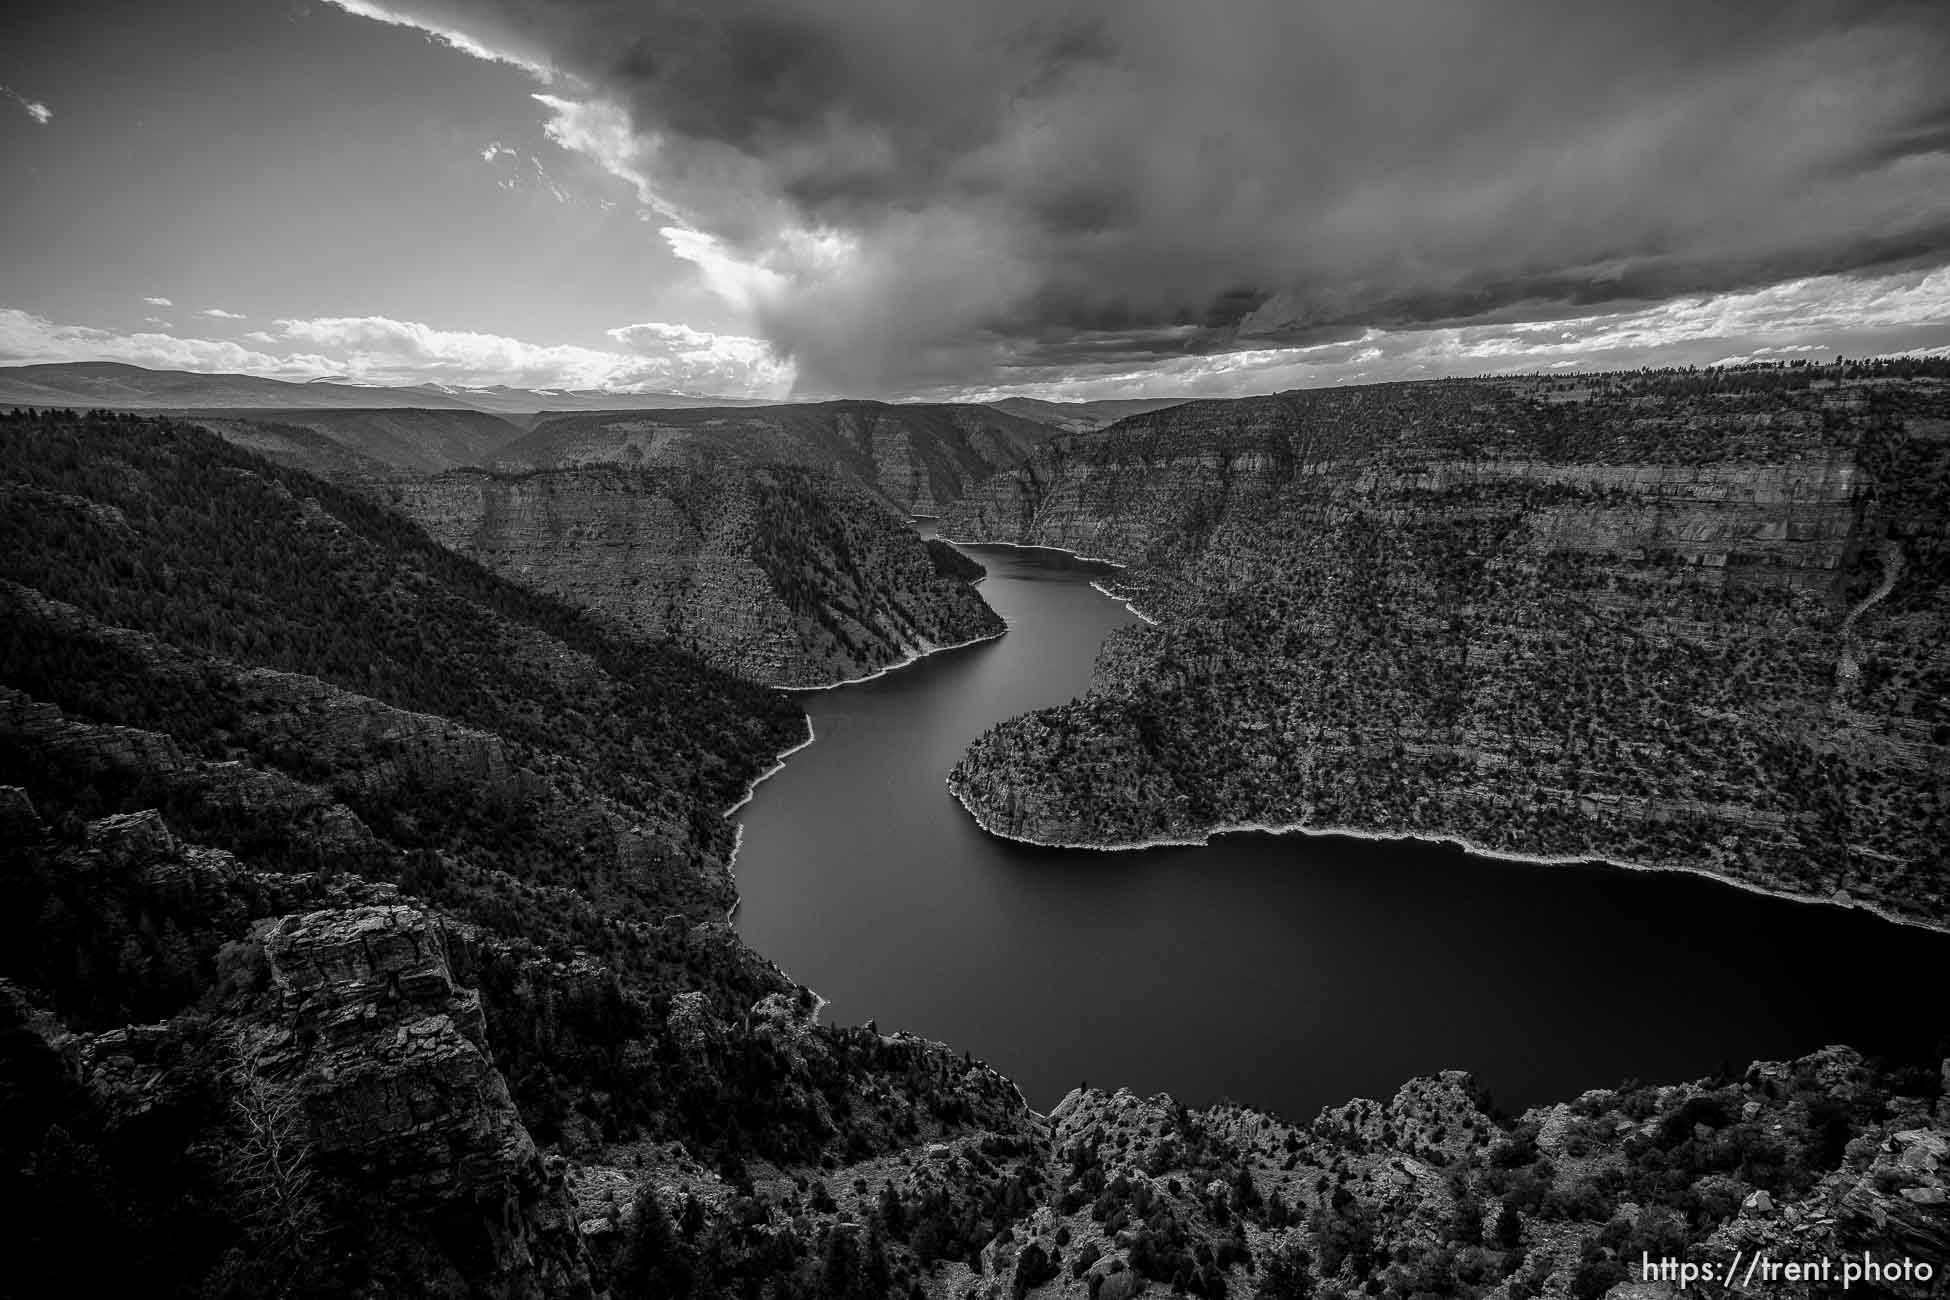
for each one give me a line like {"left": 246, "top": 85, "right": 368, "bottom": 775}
{"left": 944, "top": 365, "right": 1950, "bottom": 929}
{"left": 370, "top": 463, "right": 1003, "bottom": 687}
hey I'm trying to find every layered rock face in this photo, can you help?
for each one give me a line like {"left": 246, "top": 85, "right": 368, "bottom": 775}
{"left": 491, "top": 399, "right": 1065, "bottom": 512}
{"left": 260, "top": 904, "right": 593, "bottom": 1297}
{"left": 944, "top": 369, "right": 1950, "bottom": 928}
{"left": 374, "top": 463, "right": 1003, "bottom": 687}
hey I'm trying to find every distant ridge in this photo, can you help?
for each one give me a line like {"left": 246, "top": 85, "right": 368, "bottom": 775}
{"left": 0, "top": 361, "right": 777, "bottom": 415}
{"left": 495, "top": 398, "right": 1070, "bottom": 512}
{"left": 987, "top": 395, "right": 1193, "bottom": 431}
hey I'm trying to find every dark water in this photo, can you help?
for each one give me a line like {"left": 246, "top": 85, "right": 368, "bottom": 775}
{"left": 733, "top": 537, "right": 1950, "bottom": 1122}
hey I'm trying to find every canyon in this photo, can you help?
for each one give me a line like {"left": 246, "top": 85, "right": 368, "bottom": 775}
{"left": 943, "top": 366, "right": 1950, "bottom": 931}
{"left": 2, "top": 390, "right": 1945, "bottom": 1300}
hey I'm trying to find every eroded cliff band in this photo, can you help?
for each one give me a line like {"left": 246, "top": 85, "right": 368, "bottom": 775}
{"left": 940, "top": 368, "right": 1950, "bottom": 933}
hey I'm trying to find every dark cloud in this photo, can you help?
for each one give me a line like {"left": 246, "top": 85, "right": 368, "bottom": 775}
{"left": 345, "top": 0, "right": 1950, "bottom": 394}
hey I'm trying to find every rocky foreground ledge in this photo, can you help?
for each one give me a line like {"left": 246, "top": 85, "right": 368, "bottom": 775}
{"left": 942, "top": 368, "right": 1950, "bottom": 930}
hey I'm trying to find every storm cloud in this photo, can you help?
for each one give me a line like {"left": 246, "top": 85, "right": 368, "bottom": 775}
{"left": 329, "top": 0, "right": 1950, "bottom": 395}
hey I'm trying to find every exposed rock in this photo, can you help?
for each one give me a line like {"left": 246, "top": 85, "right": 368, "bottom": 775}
{"left": 944, "top": 370, "right": 1950, "bottom": 927}
{"left": 263, "top": 904, "right": 593, "bottom": 1296}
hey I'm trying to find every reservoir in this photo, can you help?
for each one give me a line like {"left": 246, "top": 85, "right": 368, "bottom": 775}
{"left": 732, "top": 535, "right": 1950, "bottom": 1122}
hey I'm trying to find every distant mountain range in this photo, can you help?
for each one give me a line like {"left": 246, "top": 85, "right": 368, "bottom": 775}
{"left": 0, "top": 362, "right": 1196, "bottom": 425}
{"left": 986, "top": 395, "right": 1194, "bottom": 431}
{"left": 0, "top": 362, "right": 1199, "bottom": 511}
{"left": 0, "top": 361, "right": 781, "bottom": 415}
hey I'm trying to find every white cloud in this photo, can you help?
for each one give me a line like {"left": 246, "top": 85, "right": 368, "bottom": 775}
{"left": 273, "top": 313, "right": 792, "bottom": 395}
{"left": 142, "top": 296, "right": 173, "bottom": 307}
{"left": 0, "top": 306, "right": 794, "bottom": 398}
{"left": 143, "top": 317, "right": 173, "bottom": 328}
{"left": 1, "top": 86, "right": 51, "bottom": 125}
{"left": 200, "top": 307, "right": 246, "bottom": 320}
{"left": 0, "top": 308, "right": 335, "bottom": 377}
{"left": 480, "top": 141, "right": 516, "bottom": 164}
{"left": 531, "top": 93, "right": 675, "bottom": 217}
{"left": 317, "top": 1, "right": 553, "bottom": 78}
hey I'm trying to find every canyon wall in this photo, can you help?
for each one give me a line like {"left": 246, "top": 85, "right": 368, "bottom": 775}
{"left": 943, "top": 370, "right": 1950, "bottom": 928}
{"left": 372, "top": 463, "right": 1002, "bottom": 688}
{"left": 494, "top": 400, "right": 1064, "bottom": 513}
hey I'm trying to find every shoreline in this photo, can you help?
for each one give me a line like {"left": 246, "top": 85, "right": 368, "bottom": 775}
{"left": 937, "top": 533, "right": 1132, "bottom": 568}
{"left": 721, "top": 715, "right": 818, "bottom": 821}
{"left": 943, "top": 778, "right": 1950, "bottom": 938}
{"left": 940, "top": 531, "right": 1160, "bottom": 626}
{"left": 775, "top": 623, "right": 1007, "bottom": 694}
{"left": 1088, "top": 578, "right": 1159, "bottom": 626}
{"left": 721, "top": 716, "right": 817, "bottom": 922}
{"left": 941, "top": 527, "right": 1946, "bottom": 939}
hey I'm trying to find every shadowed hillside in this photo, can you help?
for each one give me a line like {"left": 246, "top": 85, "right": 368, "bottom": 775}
{"left": 184, "top": 406, "right": 524, "bottom": 473}
{"left": 372, "top": 463, "right": 1003, "bottom": 687}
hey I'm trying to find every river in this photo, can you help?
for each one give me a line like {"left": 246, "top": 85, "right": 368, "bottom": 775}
{"left": 731, "top": 534, "right": 1950, "bottom": 1122}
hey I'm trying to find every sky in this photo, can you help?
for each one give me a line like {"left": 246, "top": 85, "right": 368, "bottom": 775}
{"left": 3, "top": 0, "right": 1949, "bottom": 401}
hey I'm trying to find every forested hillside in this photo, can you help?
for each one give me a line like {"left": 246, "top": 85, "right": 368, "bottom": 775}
{"left": 372, "top": 463, "right": 1002, "bottom": 688}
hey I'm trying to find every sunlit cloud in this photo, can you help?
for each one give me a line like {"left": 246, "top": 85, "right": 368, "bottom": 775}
{"left": 200, "top": 307, "right": 246, "bottom": 320}
{"left": 0, "top": 308, "right": 334, "bottom": 377}
{"left": 1, "top": 86, "right": 52, "bottom": 125}
{"left": 0, "top": 306, "right": 795, "bottom": 398}
{"left": 271, "top": 313, "right": 793, "bottom": 395}
{"left": 316, "top": 0, "right": 553, "bottom": 78}
{"left": 142, "top": 296, "right": 173, "bottom": 308}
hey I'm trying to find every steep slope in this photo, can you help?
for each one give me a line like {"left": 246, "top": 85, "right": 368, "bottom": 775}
{"left": 495, "top": 399, "right": 1066, "bottom": 512}
{"left": 371, "top": 464, "right": 1004, "bottom": 688}
{"left": 943, "top": 363, "right": 1950, "bottom": 929}
{"left": 184, "top": 413, "right": 400, "bottom": 478}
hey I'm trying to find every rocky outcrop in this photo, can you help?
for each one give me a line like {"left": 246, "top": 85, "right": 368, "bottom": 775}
{"left": 944, "top": 369, "right": 1950, "bottom": 928}
{"left": 372, "top": 463, "right": 1003, "bottom": 687}
{"left": 260, "top": 904, "right": 593, "bottom": 1296}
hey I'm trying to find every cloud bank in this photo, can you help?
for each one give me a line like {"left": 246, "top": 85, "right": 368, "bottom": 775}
{"left": 0, "top": 308, "right": 794, "bottom": 397}
{"left": 317, "top": 0, "right": 1950, "bottom": 396}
